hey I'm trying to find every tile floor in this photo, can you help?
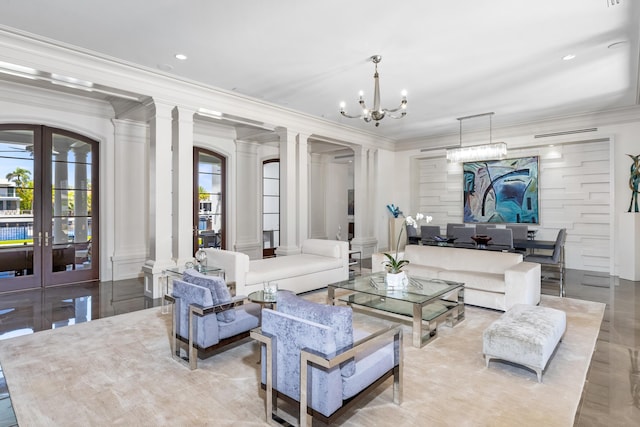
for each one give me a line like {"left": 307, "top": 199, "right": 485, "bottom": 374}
{"left": 0, "top": 269, "right": 638, "bottom": 426}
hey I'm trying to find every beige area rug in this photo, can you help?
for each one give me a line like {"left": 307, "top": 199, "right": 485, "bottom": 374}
{"left": 0, "top": 294, "right": 604, "bottom": 426}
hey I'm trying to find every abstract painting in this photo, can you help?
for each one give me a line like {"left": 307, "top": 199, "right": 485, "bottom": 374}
{"left": 463, "top": 156, "right": 539, "bottom": 224}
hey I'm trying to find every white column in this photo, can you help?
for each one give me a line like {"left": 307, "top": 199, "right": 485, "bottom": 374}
{"left": 309, "top": 153, "right": 327, "bottom": 239}
{"left": 110, "top": 119, "right": 147, "bottom": 282}
{"left": 297, "top": 133, "right": 310, "bottom": 243}
{"left": 172, "top": 106, "right": 195, "bottom": 265}
{"left": 234, "top": 140, "right": 262, "bottom": 259}
{"left": 619, "top": 213, "right": 640, "bottom": 280}
{"left": 143, "top": 101, "right": 175, "bottom": 298}
{"left": 276, "top": 128, "right": 300, "bottom": 255}
{"left": 350, "top": 147, "right": 379, "bottom": 257}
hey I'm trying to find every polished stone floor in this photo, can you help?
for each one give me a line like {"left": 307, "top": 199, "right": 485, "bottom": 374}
{"left": 0, "top": 269, "right": 638, "bottom": 426}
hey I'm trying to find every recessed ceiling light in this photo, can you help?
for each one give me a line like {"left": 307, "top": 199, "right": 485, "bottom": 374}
{"left": 174, "top": 53, "right": 187, "bottom": 60}
{"left": 562, "top": 54, "right": 576, "bottom": 61}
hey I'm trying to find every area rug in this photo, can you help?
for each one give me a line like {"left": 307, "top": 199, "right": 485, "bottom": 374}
{"left": 0, "top": 294, "right": 604, "bottom": 426}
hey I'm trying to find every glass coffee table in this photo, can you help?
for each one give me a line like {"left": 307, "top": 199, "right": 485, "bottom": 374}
{"left": 328, "top": 272, "right": 465, "bottom": 348}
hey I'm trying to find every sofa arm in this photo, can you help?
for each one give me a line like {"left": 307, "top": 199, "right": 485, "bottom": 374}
{"left": 504, "top": 261, "right": 541, "bottom": 310}
{"left": 371, "top": 251, "right": 405, "bottom": 273}
{"left": 203, "top": 248, "right": 250, "bottom": 296}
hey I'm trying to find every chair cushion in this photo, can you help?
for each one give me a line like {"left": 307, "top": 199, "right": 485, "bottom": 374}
{"left": 217, "top": 303, "right": 261, "bottom": 339}
{"left": 182, "top": 268, "right": 235, "bottom": 322}
{"left": 277, "top": 290, "right": 355, "bottom": 377}
{"left": 342, "top": 328, "right": 395, "bottom": 399}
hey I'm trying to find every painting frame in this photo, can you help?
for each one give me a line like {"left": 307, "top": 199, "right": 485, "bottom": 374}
{"left": 463, "top": 156, "right": 540, "bottom": 224}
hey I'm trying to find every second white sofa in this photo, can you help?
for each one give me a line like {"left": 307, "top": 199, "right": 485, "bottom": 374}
{"left": 372, "top": 245, "right": 541, "bottom": 311}
{"left": 204, "top": 239, "right": 349, "bottom": 297}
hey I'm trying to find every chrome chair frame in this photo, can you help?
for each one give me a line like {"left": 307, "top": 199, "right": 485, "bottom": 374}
{"left": 250, "top": 324, "right": 403, "bottom": 427}
{"left": 164, "top": 294, "right": 246, "bottom": 370}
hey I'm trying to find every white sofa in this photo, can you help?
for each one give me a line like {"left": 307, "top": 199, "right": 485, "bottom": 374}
{"left": 372, "top": 245, "right": 541, "bottom": 311}
{"left": 203, "top": 239, "right": 349, "bottom": 297}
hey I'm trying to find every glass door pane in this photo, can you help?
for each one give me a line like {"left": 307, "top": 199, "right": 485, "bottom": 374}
{"left": 263, "top": 160, "right": 279, "bottom": 258}
{"left": 195, "top": 149, "right": 225, "bottom": 252}
{"left": 0, "top": 127, "right": 41, "bottom": 291}
{"left": 43, "top": 129, "right": 98, "bottom": 286}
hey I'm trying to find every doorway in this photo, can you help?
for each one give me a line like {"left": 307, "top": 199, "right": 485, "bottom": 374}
{"left": 0, "top": 125, "right": 99, "bottom": 292}
{"left": 194, "top": 148, "right": 225, "bottom": 252}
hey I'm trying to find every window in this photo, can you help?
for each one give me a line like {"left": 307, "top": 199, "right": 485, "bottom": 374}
{"left": 263, "top": 160, "right": 279, "bottom": 258}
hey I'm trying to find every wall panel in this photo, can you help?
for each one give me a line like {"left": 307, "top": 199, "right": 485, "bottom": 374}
{"left": 416, "top": 140, "right": 611, "bottom": 272}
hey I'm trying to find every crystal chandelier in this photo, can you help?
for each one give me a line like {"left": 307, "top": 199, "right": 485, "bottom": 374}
{"left": 339, "top": 55, "right": 407, "bottom": 127}
{"left": 446, "top": 112, "right": 507, "bottom": 163}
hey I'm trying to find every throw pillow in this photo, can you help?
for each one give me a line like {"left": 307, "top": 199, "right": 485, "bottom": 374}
{"left": 182, "top": 268, "right": 235, "bottom": 322}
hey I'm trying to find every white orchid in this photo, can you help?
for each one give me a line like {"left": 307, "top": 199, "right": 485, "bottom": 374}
{"left": 405, "top": 213, "right": 432, "bottom": 229}
{"left": 383, "top": 212, "right": 433, "bottom": 273}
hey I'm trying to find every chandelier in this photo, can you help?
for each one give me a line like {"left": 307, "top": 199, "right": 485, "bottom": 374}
{"left": 339, "top": 55, "right": 407, "bottom": 127}
{"left": 446, "top": 112, "right": 507, "bottom": 163}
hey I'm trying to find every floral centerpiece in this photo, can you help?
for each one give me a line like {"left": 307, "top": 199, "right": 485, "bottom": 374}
{"left": 383, "top": 212, "right": 432, "bottom": 287}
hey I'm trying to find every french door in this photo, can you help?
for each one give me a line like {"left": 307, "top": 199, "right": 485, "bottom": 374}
{"left": 0, "top": 125, "right": 99, "bottom": 292}
{"left": 193, "top": 148, "right": 225, "bottom": 252}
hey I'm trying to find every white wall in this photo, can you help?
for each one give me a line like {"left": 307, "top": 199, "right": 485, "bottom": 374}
{"left": 393, "top": 109, "right": 640, "bottom": 276}
{"left": 413, "top": 140, "right": 611, "bottom": 272}
{"left": 324, "top": 161, "right": 349, "bottom": 242}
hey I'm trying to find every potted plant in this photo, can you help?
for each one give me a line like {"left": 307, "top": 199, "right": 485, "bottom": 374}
{"left": 383, "top": 213, "right": 432, "bottom": 288}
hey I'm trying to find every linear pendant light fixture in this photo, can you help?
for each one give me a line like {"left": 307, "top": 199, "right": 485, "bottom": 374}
{"left": 446, "top": 112, "right": 507, "bottom": 163}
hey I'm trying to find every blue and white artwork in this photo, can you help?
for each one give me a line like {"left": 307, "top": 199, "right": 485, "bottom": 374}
{"left": 463, "top": 156, "right": 539, "bottom": 224}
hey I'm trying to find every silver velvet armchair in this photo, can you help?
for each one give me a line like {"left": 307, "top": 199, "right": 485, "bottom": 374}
{"left": 250, "top": 291, "right": 402, "bottom": 426}
{"left": 165, "top": 268, "right": 261, "bottom": 369}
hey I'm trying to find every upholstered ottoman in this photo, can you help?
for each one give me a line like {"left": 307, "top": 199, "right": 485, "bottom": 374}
{"left": 483, "top": 304, "right": 566, "bottom": 382}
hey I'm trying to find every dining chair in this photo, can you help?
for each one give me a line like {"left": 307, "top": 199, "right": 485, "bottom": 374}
{"left": 420, "top": 225, "right": 441, "bottom": 244}
{"left": 524, "top": 228, "right": 567, "bottom": 296}
{"left": 451, "top": 226, "right": 476, "bottom": 244}
{"left": 406, "top": 223, "right": 420, "bottom": 245}
{"left": 486, "top": 228, "right": 514, "bottom": 250}
{"left": 476, "top": 224, "right": 497, "bottom": 235}
{"left": 506, "top": 224, "right": 529, "bottom": 241}
{"left": 446, "top": 223, "right": 466, "bottom": 237}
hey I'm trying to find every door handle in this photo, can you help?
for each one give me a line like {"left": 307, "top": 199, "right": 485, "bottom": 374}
{"left": 44, "top": 231, "right": 50, "bottom": 247}
{"left": 34, "top": 231, "right": 42, "bottom": 247}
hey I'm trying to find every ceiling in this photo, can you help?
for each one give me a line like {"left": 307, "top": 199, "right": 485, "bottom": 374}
{"left": 0, "top": 0, "right": 639, "bottom": 143}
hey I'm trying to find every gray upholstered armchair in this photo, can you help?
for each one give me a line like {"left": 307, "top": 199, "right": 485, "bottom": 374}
{"left": 250, "top": 291, "right": 402, "bottom": 426}
{"left": 166, "top": 268, "right": 261, "bottom": 369}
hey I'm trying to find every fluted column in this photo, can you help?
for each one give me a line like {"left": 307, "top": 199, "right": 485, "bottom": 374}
{"left": 309, "top": 153, "right": 327, "bottom": 239}
{"left": 297, "top": 133, "right": 310, "bottom": 243}
{"left": 172, "top": 106, "right": 195, "bottom": 265}
{"left": 234, "top": 140, "right": 262, "bottom": 259}
{"left": 143, "top": 101, "right": 175, "bottom": 298}
{"left": 350, "top": 146, "right": 378, "bottom": 257}
{"left": 276, "top": 128, "right": 300, "bottom": 255}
